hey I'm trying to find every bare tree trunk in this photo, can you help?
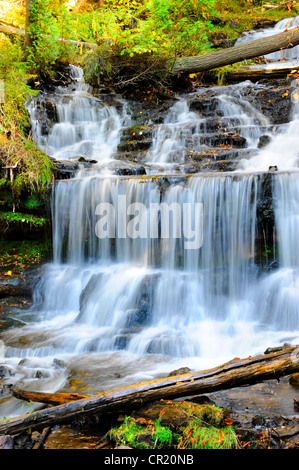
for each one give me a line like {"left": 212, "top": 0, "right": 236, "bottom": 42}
{"left": 25, "top": 0, "right": 34, "bottom": 51}
{"left": 0, "top": 345, "right": 298, "bottom": 436}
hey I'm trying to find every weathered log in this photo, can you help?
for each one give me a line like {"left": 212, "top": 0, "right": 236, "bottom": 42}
{"left": 0, "top": 345, "right": 298, "bottom": 435}
{"left": 227, "top": 64, "right": 299, "bottom": 81}
{"left": 172, "top": 27, "right": 299, "bottom": 74}
{"left": 12, "top": 389, "right": 89, "bottom": 406}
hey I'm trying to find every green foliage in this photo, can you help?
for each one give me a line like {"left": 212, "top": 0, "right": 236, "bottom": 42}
{"left": 109, "top": 416, "right": 175, "bottom": 449}
{"left": 180, "top": 420, "right": 238, "bottom": 449}
{"left": 26, "top": 0, "right": 66, "bottom": 71}
{"left": 109, "top": 404, "right": 239, "bottom": 449}
{"left": 0, "top": 37, "right": 36, "bottom": 135}
{"left": 0, "top": 211, "right": 46, "bottom": 226}
{"left": 0, "top": 239, "right": 51, "bottom": 275}
{"left": 152, "top": 418, "right": 173, "bottom": 447}
{"left": 0, "top": 36, "right": 55, "bottom": 196}
{"left": 147, "top": 0, "right": 216, "bottom": 56}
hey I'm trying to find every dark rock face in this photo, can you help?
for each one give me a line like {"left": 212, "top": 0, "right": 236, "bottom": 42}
{"left": 242, "top": 79, "right": 296, "bottom": 125}
{"left": 258, "top": 134, "right": 272, "bottom": 148}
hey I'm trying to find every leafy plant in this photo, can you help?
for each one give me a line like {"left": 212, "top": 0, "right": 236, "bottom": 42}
{"left": 109, "top": 416, "right": 175, "bottom": 449}
{"left": 0, "top": 211, "right": 46, "bottom": 226}
{"left": 179, "top": 419, "right": 238, "bottom": 449}
{"left": 0, "top": 239, "right": 51, "bottom": 275}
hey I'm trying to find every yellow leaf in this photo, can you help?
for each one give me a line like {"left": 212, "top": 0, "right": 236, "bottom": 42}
{"left": 5, "top": 271, "right": 12, "bottom": 276}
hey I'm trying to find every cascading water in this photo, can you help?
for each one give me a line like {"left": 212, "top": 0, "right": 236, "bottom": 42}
{"left": 27, "top": 65, "right": 131, "bottom": 163}
{"left": 239, "top": 82, "right": 299, "bottom": 171}
{"left": 1, "top": 53, "right": 299, "bottom": 418}
{"left": 145, "top": 82, "right": 271, "bottom": 169}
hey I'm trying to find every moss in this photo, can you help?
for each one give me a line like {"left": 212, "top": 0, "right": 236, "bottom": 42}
{"left": 109, "top": 403, "right": 238, "bottom": 449}
{"left": 109, "top": 416, "right": 176, "bottom": 449}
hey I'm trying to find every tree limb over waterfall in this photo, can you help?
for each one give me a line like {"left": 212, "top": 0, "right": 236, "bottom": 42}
{"left": 0, "top": 345, "right": 298, "bottom": 436}
{"left": 171, "top": 27, "right": 299, "bottom": 74}
{"left": 1, "top": 20, "right": 299, "bottom": 74}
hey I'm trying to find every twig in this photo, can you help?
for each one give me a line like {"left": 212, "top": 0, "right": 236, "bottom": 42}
{"left": 32, "top": 427, "right": 52, "bottom": 449}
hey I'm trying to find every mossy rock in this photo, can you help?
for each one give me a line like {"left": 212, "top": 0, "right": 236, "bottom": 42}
{"left": 109, "top": 400, "right": 237, "bottom": 449}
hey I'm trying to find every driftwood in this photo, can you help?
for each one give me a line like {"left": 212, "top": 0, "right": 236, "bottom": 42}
{"left": 0, "top": 345, "right": 298, "bottom": 436}
{"left": 32, "top": 427, "right": 52, "bottom": 449}
{"left": 12, "top": 389, "right": 89, "bottom": 406}
{"left": 227, "top": 64, "right": 299, "bottom": 81}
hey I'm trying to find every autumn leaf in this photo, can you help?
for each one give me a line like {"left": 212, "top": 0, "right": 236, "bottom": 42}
{"left": 224, "top": 418, "right": 234, "bottom": 425}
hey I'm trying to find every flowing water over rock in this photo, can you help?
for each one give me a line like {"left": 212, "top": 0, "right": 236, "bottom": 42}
{"left": 1, "top": 59, "right": 299, "bottom": 419}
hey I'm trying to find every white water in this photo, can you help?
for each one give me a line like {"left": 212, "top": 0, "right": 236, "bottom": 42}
{"left": 2, "top": 53, "right": 299, "bottom": 417}
{"left": 27, "top": 66, "right": 131, "bottom": 163}
{"left": 239, "top": 81, "right": 299, "bottom": 171}
{"left": 146, "top": 82, "right": 270, "bottom": 169}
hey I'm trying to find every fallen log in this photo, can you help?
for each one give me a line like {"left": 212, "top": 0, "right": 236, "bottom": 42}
{"left": 226, "top": 63, "right": 299, "bottom": 81}
{"left": 12, "top": 389, "right": 89, "bottom": 406}
{"left": 172, "top": 27, "right": 299, "bottom": 74}
{"left": 0, "top": 345, "right": 298, "bottom": 436}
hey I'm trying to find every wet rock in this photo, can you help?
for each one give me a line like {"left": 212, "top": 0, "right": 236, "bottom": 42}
{"left": 243, "top": 79, "right": 296, "bottom": 125}
{"left": 114, "top": 166, "right": 146, "bottom": 176}
{"left": 258, "top": 134, "right": 271, "bottom": 148}
{"left": 168, "top": 366, "right": 191, "bottom": 376}
{"left": 189, "top": 93, "right": 219, "bottom": 115}
{"left": 289, "top": 373, "right": 299, "bottom": 388}
{"left": 200, "top": 132, "right": 247, "bottom": 148}
{"left": 0, "top": 365, "right": 12, "bottom": 378}
{"left": 186, "top": 395, "right": 215, "bottom": 405}
{"left": 54, "top": 160, "right": 79, "bottom": 180}
{"left": 0, "top": 435, "right": 14, "bottom": 449}
{"left": 35, "top": 369, "right": 50, "bottom": 379}
{"left": 264, "top": 344, "right": 291, "bottom": 354}
{"left": 53, "top": 358, "right": 67, "bottom": 369}
{"left": 13, "top": 432, "right": 34, "bottom": 449}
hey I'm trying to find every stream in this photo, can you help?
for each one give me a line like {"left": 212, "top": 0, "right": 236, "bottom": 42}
{"left": 1, "top": 19, "right": 299, "bottom": 425}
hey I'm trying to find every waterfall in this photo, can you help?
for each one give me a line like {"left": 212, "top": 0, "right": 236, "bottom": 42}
{"left": 27, "top": 65, "right": 131, "bottom": 163}
{"left": 238, "top": 84, "right": 299, "bottom": 171}
{"left": 145, "top": 82, "right": 271, "bottom": 169}
{"left": 146, "top": 98, "right": 203, "bottom": 165}
{"left": 1, "top": 63, "right": 299, "bottom": 418}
